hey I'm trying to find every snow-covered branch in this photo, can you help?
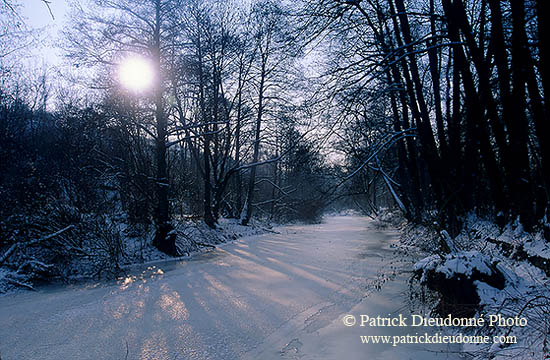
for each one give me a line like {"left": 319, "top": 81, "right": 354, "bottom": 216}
{"left": 0, "top": 225, "right": 75, "bottom": 266}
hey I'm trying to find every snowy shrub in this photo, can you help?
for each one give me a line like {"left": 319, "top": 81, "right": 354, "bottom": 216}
{"left": 408, "top": 213, "right": 550, "bottom": 358}
{"left": 414, "top": 251, "right": 505, "bottom": 316}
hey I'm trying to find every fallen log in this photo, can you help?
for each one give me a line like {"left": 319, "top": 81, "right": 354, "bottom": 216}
{"left": 0, "top": 225, "right": 75, "bottom": 266}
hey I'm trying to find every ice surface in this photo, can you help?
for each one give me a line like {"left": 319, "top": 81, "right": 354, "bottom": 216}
{"left": 0, "top": 216, "right": 462, "bottom": 360}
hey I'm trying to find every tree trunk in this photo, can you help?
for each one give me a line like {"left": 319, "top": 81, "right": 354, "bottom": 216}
{"left": 234, "top": 88, "right": 243, "bottom": 215}
{"left": 442, "top": 0, "right": 506, "bottom": 215}
{"left": 508, "top": 0, "right": 535, "bottom": 228}
{"left": 452, "top": 0, "right": 510, "bottom": 176}
{"left": 196, "top": 29, "right": 216, "bottom": 229}
{"left": 392, "top": 0, "right": 443, "bottom": 206}
{"left": 241, "top": 59, "right": 266, "bottom": 226}
{"left": 151, "top": 0, "right": 176, "bottom": 255}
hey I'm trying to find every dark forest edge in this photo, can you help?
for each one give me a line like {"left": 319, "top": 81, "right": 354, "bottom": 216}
{"left": 311, "top": 0, "right": 550, "bottom": 235}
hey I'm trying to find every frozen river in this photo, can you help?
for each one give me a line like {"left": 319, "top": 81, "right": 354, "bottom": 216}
{"left": 0, "top": 216, "right": 462, "bottom": 359}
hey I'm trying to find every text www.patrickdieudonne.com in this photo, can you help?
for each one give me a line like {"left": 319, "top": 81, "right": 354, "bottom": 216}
{"left": 358, "top": 333, "right": 517, "bottom": 347}
{"left": 343, "top": 314, "right": 526, "bottom": 347}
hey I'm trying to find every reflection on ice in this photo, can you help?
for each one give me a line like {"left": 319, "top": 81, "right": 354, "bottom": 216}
{"left": 0, "top": 216, "right": 461, "bottom": 360}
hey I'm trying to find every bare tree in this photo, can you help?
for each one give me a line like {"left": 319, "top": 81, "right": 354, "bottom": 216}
{"left": 241, "top": 0, "right": 296, "bottom": 225}
{"left": 64, "top": 0, "right": 184, "bottom": 254}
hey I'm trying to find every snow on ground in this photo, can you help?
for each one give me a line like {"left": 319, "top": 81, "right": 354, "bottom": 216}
{"left": 408, "top": 212, "right": 550, "bottom": 360}
{"left": 2, "top": 211, "right": 548, "bottom": 359}
{"left": 0, "top": 217, "right": 269, "bottom": 295}
{"left": 122, "top": 218, "right": 269, "bottom": 266}
{"left": 0, "top": 216, "right": 462, "bottom": 360}
{"left": 413, "top": 251, "right": 494, "bottom": 281}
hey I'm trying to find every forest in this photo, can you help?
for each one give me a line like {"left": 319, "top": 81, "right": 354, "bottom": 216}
{"left": 1, "top": 0, "right": 548, "bottom": 294}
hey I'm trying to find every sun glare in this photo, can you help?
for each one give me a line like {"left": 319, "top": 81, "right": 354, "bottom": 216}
{"left": 118, "top": 56, "right": 154, "bottom": 92}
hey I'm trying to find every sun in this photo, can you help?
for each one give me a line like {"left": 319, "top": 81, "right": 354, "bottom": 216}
{"left": 118, "top": 56, "right": 154, "bottom": 92}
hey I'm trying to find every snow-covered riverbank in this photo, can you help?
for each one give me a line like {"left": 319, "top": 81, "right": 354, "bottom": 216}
{"left": 400, "top": 212, "right": 550, "bottom": 360}
{"left": 0, "top": 216, "right": 461, "bottom": 360}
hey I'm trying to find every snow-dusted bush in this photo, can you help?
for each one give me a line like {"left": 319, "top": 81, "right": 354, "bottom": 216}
{"left": 0, "top": 210, "right": 268, "bottom": 293}
{"left": 414, "top": 251, "right": 505, "bottom": 316}
{"left": 410, "top": 213, "right": 550, "bottom": 359}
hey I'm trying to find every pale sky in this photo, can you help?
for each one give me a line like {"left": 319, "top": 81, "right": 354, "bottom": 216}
{"left": 20, "top": 0, "right": 70, "bottom": 65}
